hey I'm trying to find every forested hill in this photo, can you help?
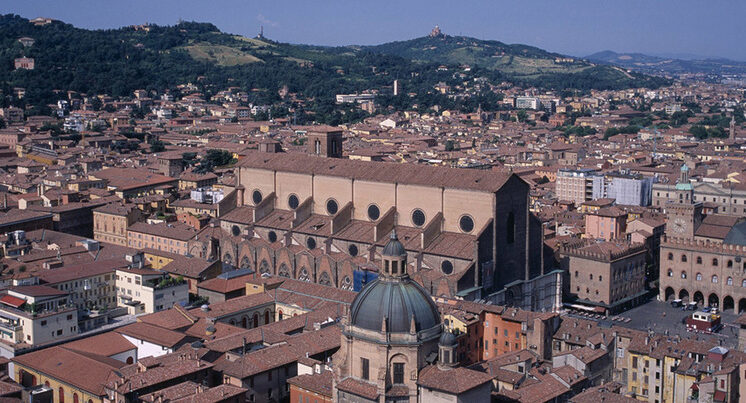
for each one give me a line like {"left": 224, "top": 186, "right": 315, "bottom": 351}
{"left": 0, "top": 15, "right": 669, "bottom": 114}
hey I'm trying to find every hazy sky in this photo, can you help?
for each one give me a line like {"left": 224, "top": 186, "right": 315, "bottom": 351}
{"left": 5, "top": 0, "right": 746, "bottom": 60}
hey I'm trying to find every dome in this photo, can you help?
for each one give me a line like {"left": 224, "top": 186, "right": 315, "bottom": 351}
{"left": 439, "top": 330, "right": 457, "bottom": 347}
{"left": 349, "top": 277, "right": 441, "bottom": 334}
{"left": 724, "top": 221, "right": 746, "bottom": 246}
{"left": 382, "top": 230, "right": 407, "bottom": 257}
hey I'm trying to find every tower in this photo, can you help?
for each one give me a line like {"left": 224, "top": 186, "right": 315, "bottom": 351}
{"left": 665, "top": 164, "right": 702, "bottom": 239}
{"left": 731, "top": 114, "right": 737, "bottom": 141}
{"left": 332, "top": 230, "right": 442, "bottom": 402}
{"left": 307, "top": 127, "right": 344, "bottom": 158}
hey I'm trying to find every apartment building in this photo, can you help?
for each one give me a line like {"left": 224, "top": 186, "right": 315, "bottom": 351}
{"left": 556, "top": 169, "right": 602, "bottom": 205}
{"left": 0, "top": 285, "right": 78, "bottom": 347}
{"left": 127, "top": 221, "right": 197, "bottom": 255}
{"left": 115, "top": 265, "right": 188, "bottom": 314}
{"left": 93, "top": 203, "right": 142, "bottom": 246}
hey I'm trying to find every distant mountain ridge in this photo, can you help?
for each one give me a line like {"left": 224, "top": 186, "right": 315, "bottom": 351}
{"left": 586, "top": 50, "right": 746, "bottom": 75}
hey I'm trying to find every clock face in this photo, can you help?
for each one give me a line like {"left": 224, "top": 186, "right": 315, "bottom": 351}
{"left": 672, "top": 218, "right": 686, "bottom": 234}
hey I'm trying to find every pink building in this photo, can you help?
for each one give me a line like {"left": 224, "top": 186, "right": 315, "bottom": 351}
{"left": 585, "top": 207, "right": 627, "bottom": 241}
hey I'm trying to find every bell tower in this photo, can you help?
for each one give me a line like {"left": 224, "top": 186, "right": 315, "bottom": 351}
{"left": 307, "top": 127, "right": 344, "bottom": 158}
{"left": 665, "top": 164, "right": 702, "bottom": 239}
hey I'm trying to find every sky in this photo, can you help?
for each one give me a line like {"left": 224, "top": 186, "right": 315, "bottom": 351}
{"left": 4, "top": 0, "right": 746, "bottom": 61}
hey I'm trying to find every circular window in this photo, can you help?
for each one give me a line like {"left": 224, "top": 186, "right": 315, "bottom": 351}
{"left": 252, "top": 190, "right": 263, "bottom": 204}
{"left": 288, "top": 194, "right": 299, "bottom": 209}
{"left": 268, "top": 231, "right": 277, "bottom": 243}
{"left": 231, "top": 225, "right": 241, "bottom": 237}
{"left": 441, "top": 260, "right": 454, "bottom": 275}
{"left": 459, "top": 215, "right": 474, "bottom": 233}
{"left": 326, "top": 199, "right": 338, "bottom": 215}
{"left": 306, "top": 237, "right": 317, "bottom": 249}
{"left": 411, "top": 209, "right": 426, "bottom": 227}
{"left": 367, "top": 204, "right": 380, "bottom": 221}
{"left": 348, "top": 244, "right": 359, "bottom": 256}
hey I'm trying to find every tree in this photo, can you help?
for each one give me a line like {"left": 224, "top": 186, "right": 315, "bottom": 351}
{"left": 516, "top": 110, "right": 528, "bottom": 122}
{"left": 150, "top": 139, "right": 166, "bottom": 153}
{"left": 444, "top": 140, "right": 455, "bottom": 151}
{"left": 195, "top": 149, "right": 235, "bottom": 173}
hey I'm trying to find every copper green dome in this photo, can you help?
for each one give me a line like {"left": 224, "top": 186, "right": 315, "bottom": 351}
{"left": 349, "top": 277, "right": 441, "bottom": 334}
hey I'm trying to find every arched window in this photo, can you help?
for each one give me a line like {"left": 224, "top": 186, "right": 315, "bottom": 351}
{"left": 45, "top": 381, "right": 50, "bottom": 387}
{"left": 667, "top": 253, "right": 673, "bottom": 261}
{"left": 264, "top": 310, "right": 270, "bottom": 325}
{"left": 253, "top": 313, "right": 259, "bottom": 328}
{"left": 242, "top": 316, "right": 248, "bottom": 328}
{"left": 278, "top": 310, "right": 283, "bottom": 320}
{"left": 73, "top": 393, "right": 79, "bottom": 403}
{"left": 681, "top": 271, "right": 687, "bottom": 279}
{"left": 727, "top": 260, "right": 733, "bottom": 268}
{"left": 727, "top": 277, "right": 733, "bottom": 286}
{"left": 713, "top": 258, "right": 719, "bottom": 266}
{"left": 696, "top": 273, "right": 702, "bottom": 281}
{"left": 712, "top": 275, "right": 718, "bottom": 283}
{"left": 667, "top": 269, "right": 672, "bottom": 277}
{"left": 506, "top": 212, "right": 515, "bottom": 244}
{"left": 742, "top": 279, "right": 746, "bottom": 287}
{"left": 278, "top": 264, "right": 290, "bottom": 278}
{"left": 696, "top": 256, "right": 702, "bottom": 264}
{"left": 126, "top": 357, "right": 134, "bottom": 364}
{"left": 681, "top": 255, "right": 687, "bottom": 262}
{"left": 318, "top": 272, "right": 332, "bottom": 286}
{"left": 59, "top": 387, "right": 65, "bottom": 403}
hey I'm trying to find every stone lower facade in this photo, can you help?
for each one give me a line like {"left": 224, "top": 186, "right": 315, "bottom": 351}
{"left": 660, "top": 237, "right": 746, "bottom": 312}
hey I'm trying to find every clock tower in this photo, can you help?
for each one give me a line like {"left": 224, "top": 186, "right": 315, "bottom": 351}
{"left": 665, "top": 164, "right": 702, "bottom": 239}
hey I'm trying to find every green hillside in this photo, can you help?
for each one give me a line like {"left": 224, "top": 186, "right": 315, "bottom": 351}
{"left": 0, "top": 15, "right": 669, "bottom": 119}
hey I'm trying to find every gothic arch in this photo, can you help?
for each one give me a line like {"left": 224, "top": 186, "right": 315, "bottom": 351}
{"left": 298, "top": 267, "right": 311, "bottom": 282}
{"left": 259, "top": 260, "right": 271, "bottom": 276}
{"left": 318, "top": 271, "right": 332, "bottom": 286}
{"left": 278, "top": 263, "right": 291, "bottom": 278}
{"left": 340, "top": 275, "right": 353, "bottom": 291}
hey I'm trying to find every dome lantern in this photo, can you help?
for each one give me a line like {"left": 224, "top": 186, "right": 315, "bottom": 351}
{"left": 382, "top": 229, "right": 408, "bottom": 277}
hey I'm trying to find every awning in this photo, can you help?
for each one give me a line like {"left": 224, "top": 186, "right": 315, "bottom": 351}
{"left": 0, "top": 295, "right": 25, "bottom": 309}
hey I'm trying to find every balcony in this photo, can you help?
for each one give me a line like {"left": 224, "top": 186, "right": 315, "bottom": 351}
{"left": 145, "top": 276, "right": 186, "bottom": 290}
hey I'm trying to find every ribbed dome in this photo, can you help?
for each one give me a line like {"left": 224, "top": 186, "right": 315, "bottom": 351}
{"left": 439, "top": 330, "right": 457, "bottom": 347}
{"left": 382, "top": 230, "right": 407, "bottom": 257}
{"left": 725, "top": 221, "right": 746, "bottom": 246}
{"left": 349, "top": 277, "right": 441, "bottom": 334}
